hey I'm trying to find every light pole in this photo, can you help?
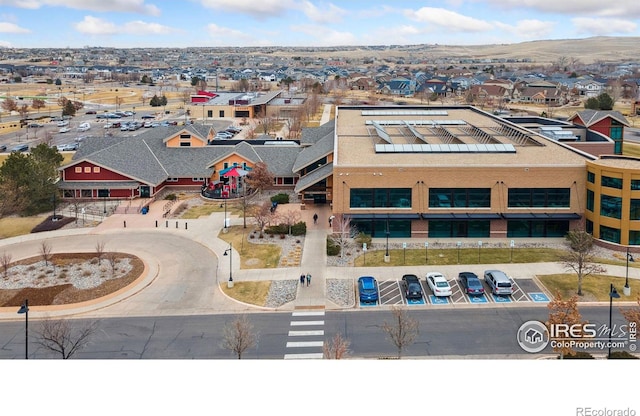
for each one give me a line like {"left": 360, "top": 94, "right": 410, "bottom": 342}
{"left": 52, "top": 193, "right": 57, "bottom": 221}
{"left": 223, "top": 243, "right": 233, "bottom": 288}
{"left": 384, "top": 219, "right": 390, "bottom": 263}
{"left": 625, "top": 248, "right": 633, "bottom": 296}
{"left": 17, "top": 299, "right": 29, "bottom": 359}
{"left": 608, "top": 283, "right": 620, "bottom": 359}
{"left": 224, "top": 198, "right": 228, "bottom": 230}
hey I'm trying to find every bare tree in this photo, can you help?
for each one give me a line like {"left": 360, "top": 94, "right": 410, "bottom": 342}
{"left": 323, "top": 333, "right": 350, "bottom": 359}
{"left": 95, "top": 240, "right": 106, "bottom": 265}
{"left": 36, "top": 318, "right": 99, "bottom": 359}
{"left": 251, "top": 201, "right": 274, "bottom": 237}
{"left": 381, "top": 306, "right": 419, "bottom": 358}
{"left": 276, "top": 209, "right": 301, "bottom": 235}
{"left": 1, "top": 97, "right": 18, "bottom": 113}
{"left": 329, "top": 214, "right": 355, "bottom": 258}
{"left": 221, "top": 315, "right": 256, "bottom": 359}
{"left": 244, "top": 161, "right": 274, "bottom": 195}
{"left": 39, "top": 240, "right": 52, "bottom": 267}
{"left": 560, "top": 229, "right": 606, "bottom": 296}
{"left": 31, "top": 98, "right": 45, "bottom": 113}
{"left": 546, "top": 292, "right": 586, "bottom": 358}
{"left": 0, "top": 251, "right": 12, "bottom": 278}
{"left": 105, "top": 252, "right": 118, "bottom": 275}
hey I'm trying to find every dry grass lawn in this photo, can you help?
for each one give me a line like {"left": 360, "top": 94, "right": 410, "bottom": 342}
{"left": 220, "top": 281, "right": 271, "bottom": 306}
{"left": 537, "top": 273, "right": 640, "bottom": 302}
{"left": 217, "top": 225, "right": 281, "bottom": 269}
{"left": 0, "top": 216, "right": 48, "bottom": 238}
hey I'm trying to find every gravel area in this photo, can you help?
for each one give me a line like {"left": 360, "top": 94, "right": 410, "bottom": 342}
{"left": 264, "top": 279, "right": 298, "bottom": 308}
{"left": 327, "top": 278, "right": 354, "bottom": 307}
{"left": 1, "top": 258, "right": 133, "bottom": 290}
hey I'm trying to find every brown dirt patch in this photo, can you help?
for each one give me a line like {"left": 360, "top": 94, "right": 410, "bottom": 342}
{"left": 0, "top": 252, "right": 144, "bottom": 307}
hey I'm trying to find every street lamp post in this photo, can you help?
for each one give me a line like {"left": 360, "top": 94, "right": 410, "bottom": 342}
{"left": 17, "top": 299, "right": 29, "bottom": 359}
{"left": 384, "top": 219, "right": 390, "bottom": 263}
{"left": 223, "top": 243, "right": 233, "bottom": 288}
{"left": 224, "top": 198, "right": 228, "bottom": 230}
{"left": 608, "top": 283, "right": 621, "bottom": 359}
{"left": 51, "top": 193, "right": 57, "bottom": 221}
{"left": 625, "top": 248, "right": 633, "bottom": 296}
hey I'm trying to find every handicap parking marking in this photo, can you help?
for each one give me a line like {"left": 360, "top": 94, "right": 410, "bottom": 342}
{"left": 449, "top": 280, "right": 468, "bottom": 304}
{"left": 529, "top": 292, "right": 550, "bottom": 303}
{"left": 378, "top": 280, "right": 404, "bottom": 305}
{"left": 407, "top": 297, "right": 426, "bottom": 305}
{"left": 491, "top": 294, "right": 512, "bottom": 303}
{"left": 468, "top": 294, "right": 488, "bottom": 304}
{"left": 509, "top": 279, "right": 530, "bottom": 302}
{"left": 429, "top": 295, "right": 450, "bottom": 305}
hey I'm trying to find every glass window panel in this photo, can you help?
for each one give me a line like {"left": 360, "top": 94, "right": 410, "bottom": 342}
{"left": 453, "top": 189, "right": 467, "bottom": 207}
{"left": 632, "top": 180, "right": 640, "bottom": 191}
{"left": 547, "top": 189, "right": 570, "bottom": 207}
{"left": 389, "top": 188, "right": 411, "bottom": 208}
{"left": 586, "top": 219, "right": 593, "bottom": 234}
{"left": 468, "top": 189, "right": 491, "bottom": 208}
{"left": 545, "top": 221, "right": 569, "bottom": 237}
{"left": 467, "top": 220, "right": 490, "bottom": 237}
{"left": 532, "top": 189, "right": 547, "bottom": 207}
{"left": 602, "top": 176, "right": 623, "bottom": 189}
{"left": 429, "top": 221, "right": 452, "bottom": 238}
{"left": 350, "top": 189, "right": 373, "bottom": 208}
{"left": 629, "top": 230, "right": 640, "bottom": 245}
{"left": 587, "top": 171, "right": 595, "bottom": 184}
{"left": 586, "top": 190, "right": 594, "bottom": 212}
{"left": 631, "top": 199, "right": 640, "bottom": 221}
{"left": 600, "top": 225, "right": 621, "bottom": 244}
{"left": 429, "top": 189, "right": 451, "bottom": 207}
{"left": 600, "top": 195, "right": 622, "bottom": 219}
{"left": 507, "top": 220, "right": 530, "bottom": 237}
{"left": 508, "top": 188, "right": 531, "bottom": 207}
{"left": 374, "top": 189, "right": 387, "bottom": 207}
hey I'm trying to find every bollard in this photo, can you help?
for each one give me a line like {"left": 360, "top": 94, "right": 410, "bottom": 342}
{"left": 166, "top": 220, "right": 168, "bottom": 228}
{"left": 123, "top": 221, "right": 126, "bottom": 228}
{"left": 155, "top": 220, "right": 158, "bottom": 228}
{"left": 176, "top": 221, "right": 178, "bottom": 228}
{"left": 185, "top": 222, "right": 188, "bottom": 230}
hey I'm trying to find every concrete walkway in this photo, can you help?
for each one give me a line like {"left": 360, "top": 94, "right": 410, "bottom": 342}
{"left": 319, "top": 104, "right": 332, "bottom": 125}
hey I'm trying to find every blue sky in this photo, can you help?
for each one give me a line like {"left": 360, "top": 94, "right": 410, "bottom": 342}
{"left": 0, "top": 0, "right": 639, "bottom": 48}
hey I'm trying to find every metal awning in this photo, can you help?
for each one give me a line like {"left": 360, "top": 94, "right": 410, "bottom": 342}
{"left": 347, "top": 213, "right": 421, "bottom": 220}
{"left": 420, "top": 213, "right": 502, "bottom": 220}
{"left": 502, "top": 213, "right": 581, "bottom": 220}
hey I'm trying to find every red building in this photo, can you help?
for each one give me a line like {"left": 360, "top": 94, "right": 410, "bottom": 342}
{"left": 568, "top": 110, "right": 628, "bottom": 154}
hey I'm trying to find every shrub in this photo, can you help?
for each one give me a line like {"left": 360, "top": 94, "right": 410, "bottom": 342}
{"left": 165, "top": 193, "right": 177, "bottom": 201}
{"left": 265, "top": 224, "right": 288, "bottom": 235}
{"left": 355, "top": 231, "right": 372, "bottom": 247}
{"left": 270, "top": 193, "right": 290, "bottom": 204}
{"left": 327, "top": 236, "right": 340, "bottom": 256}
{"left": 608, "top": 351, "right": 638, "bottom": 359}
{"left": 561, "top": 351, "right": 594, "bottom": 359}
{"left": 290, "top": 221, "right": 307, "bottom": 236}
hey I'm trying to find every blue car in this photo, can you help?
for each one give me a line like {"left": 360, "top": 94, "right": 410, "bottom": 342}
{"left": 358, "top": 276, "right": 379, "bottom": 304}
{"left": 459, "top": 272, "right": 485, "bottom": 296}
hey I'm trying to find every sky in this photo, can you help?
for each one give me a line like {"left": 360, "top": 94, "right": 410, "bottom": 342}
{"left": 0, "top": 0, "right": 639, "bottom": 48}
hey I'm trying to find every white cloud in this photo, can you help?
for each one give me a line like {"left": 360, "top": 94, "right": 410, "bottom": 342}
{"left": 0, "top": 39, "right": 12, "bottom": 47}
{"left": 206, "top": 23, "right": 256, "bottom": 45}
{"left": 290, "top": 24, "right": 357, "bottom": 46}
{"left": 405, "top": 7, "right": 493, "bottom": 32}
{"left": 477, "top": 0, "right": 640, "bottom": 19}
{"left": 74, "top": 15, "right": 176, "bottom": 36}
{"left": 572, "top": 17, "right": 637, "bottom": 36}
{"left": 0, "top": 21, "right": 30, "bottom": 33}
{"left": 298, "top": 1, "right": 347, "bottom": 24}
{"left": 493, "top": 19, "right": 556, "bottom": 39}
{"left": 200, "top": 0, "right": 296, "bottom": 18}
{"left": 0, "top": 0, "right": 161, "bottom": 15}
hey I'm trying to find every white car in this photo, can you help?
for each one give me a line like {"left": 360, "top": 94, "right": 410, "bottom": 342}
{"left": 425, "top": 272, "right": 452, "bottom": 297}
{"left": 57, "top": 120, "right": 69, "bottom": 127}
{"left": 59, "top": 127, "right": 71, "bottom": 133}
{"left": 56, "top": 143, "right": 78, "bottom": 151}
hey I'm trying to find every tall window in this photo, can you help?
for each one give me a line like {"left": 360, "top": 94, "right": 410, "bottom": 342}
{"left": 601, "top": 176, "right": 622, "bottom": 189}
{"left": 600, "top": 194, "right": 622, "bottom": 219}
{"left": 428, "top": 188, "right": 490, "bottom": 208}
{"left": 587, "top": 171, "right": 595, "bottom": 184}
{"left": 600, "top": 225, "right": 621, "bottom": 244}
{"left": 631, "top": 180, "right": 640, "bottom": 191}
{"left": 586, "top": 190, "right": 594, "bottom": 212}
{"left": 350, "top": 188, "right": 411, "bottom": 208}
{"left": 507, "top": 188, "right": 570, "bottom": 208}
{"left": 428, "top": 220, "right": 490, "bottom": 238}
{"left": 631, "top": 199, "right": 640, "bottom": 220}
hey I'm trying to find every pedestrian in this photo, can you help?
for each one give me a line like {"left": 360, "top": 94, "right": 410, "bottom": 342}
{"left": 306, "top": 273, "right": 311, "bottom": 286}
{"left": 313, "top": 213, "right": 318, "bottom": 224}
{"left": 329, "top": 215, "right": 335, "bottom": 227}
{"left": 300, "top": 274, "right": 305, "bottom": 286}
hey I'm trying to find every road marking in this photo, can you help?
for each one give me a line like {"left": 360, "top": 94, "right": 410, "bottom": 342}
{"left": 288, "top": 330, "right": 324, "bottom": 336}
{"left": 290, "top": 320, "right": 324, "bottom": 326}
{"left": 292, "top": 311, "right": 325, "bottom": 317}
{"left": 287, "top": 341, "right": 324, "bottom": 348}
{"left": 284, "top": 353, "right": 324, "bottom": 359}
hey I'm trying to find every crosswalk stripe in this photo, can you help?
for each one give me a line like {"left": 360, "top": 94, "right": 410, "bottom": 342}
{"left": 284, "top": 353, "right": 324, "bottom": 360}
{"left": 287, "top": 341, "right": 324, "bottom": 348}
{"left": 289, "top": 330, "right": 324, "bottom": 336}
{"left": 290, "top": 320, "right": 324, "bottom": 326}
{"left": 292, "top": 311, "right": 325, "bottom": 317}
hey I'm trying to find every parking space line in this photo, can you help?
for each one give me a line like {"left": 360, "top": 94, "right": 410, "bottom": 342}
{"left": 286, "top": 341, "right": 324, "bottom": 348}
{"left": 449, "top": 279, "right": 468, "bottom": 304}
{"left": 290, "top": 321, "right": 324, "bottom": 326}
{"left": 288, "top": 330, "right": 324, "bottom": 336}
{"left": 509, "top": 279, "right": 530, "bottom": 302}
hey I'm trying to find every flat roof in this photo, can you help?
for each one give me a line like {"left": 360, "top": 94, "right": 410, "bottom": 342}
{"left": 334, "top": 105, "right": 595, "bottom": 168}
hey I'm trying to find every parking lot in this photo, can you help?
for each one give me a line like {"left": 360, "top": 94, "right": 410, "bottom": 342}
{"left": 357, "top": 272, "right": 551, "bottom": 307}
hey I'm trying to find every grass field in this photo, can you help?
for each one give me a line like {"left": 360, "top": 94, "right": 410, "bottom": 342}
{"left": 0, "top": 216, "right": 47, "bottom": 238}
{"left": 217, "top": 225, "right": 281, "bottom": 269}
{"left": 538, "top": 273, "right": 640, "bottom": 302}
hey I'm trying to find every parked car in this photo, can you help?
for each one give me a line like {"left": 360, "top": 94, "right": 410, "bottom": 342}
{"left": 10, "top": 144, "right": 29, "bottom": 153}
{"left": 57, "top": 120, "right": 69, "bottom": 127}
{"left": 85, "top": 110, "right": 97, "bottom": 115}
{"left": 141, "top": 114, "right": 155, "bottom": 119}
{"left": 28, "top": 122, "right": 44, "bottom": 128}
{"left": 0, "top": 144, "right": 7, "bottom": 152}
{"left": 458, "top": 272, "right": 484, "bottom": 296}
{"left": 401, "top": 274, "right": 423, "bottom": 300}
{"left": 426, "top": 272, "right": 452, "bottom": 297}
{"left": 77, "top": 122, "right": 91, "bottom": 132}
{"left": 59, "top": 127, "right": 71, "bottom": 133}
{"left": 484, "top": 270, "right": 513, "bottom": 296}
{"left": 56, "top": 143, "right": 78, "bottom": 151}
{"left": 357, "top": 276, "right": 379, "bottom": 304}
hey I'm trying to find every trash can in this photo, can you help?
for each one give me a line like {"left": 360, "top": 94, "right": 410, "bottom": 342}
{"left": 141, "top": 206, "right": 148, "bottom": 215}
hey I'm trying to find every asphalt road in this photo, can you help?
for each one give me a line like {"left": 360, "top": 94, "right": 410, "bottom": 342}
{"left": 0, "top": 306, "right": 630, "bottom": 359}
